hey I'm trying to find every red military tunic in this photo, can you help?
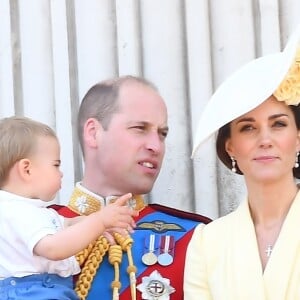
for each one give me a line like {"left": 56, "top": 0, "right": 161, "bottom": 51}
{"left": 51, "top": 184, "right": 211, "bottom": 300}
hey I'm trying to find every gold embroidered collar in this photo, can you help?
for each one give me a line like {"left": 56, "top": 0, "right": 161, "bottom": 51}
{"left": 68, "top": 182, "right": 146, "bottom": 215}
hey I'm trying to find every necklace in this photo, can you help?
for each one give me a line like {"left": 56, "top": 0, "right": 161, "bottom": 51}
{"left": 265, "top": 245, "right": 273, "bottom": 257}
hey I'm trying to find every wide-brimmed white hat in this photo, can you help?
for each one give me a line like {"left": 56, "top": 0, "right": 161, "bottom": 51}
{"left": 192, "top": 25, "right": 300, "bottom": 158}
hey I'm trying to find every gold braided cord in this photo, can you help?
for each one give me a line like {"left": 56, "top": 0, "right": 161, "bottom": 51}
{"left": 69, "top": 186, "right": 145, "bottom": 300}
{"left": 75, "top": 240, "right": 96, "bottom": 266}
{"left": 108, "top": 245, "right": 123, "bottom": 300}
{"left": 75, "top": 236, "right": 109, "bottom": 300}
{"left": 114, "top": 233, "right": 137, "bottom": 300}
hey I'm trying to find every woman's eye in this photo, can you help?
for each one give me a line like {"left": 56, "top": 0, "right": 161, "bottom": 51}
{"left": 273, "top": 120, "right": 287, "bottom": 127}
{"left": 240, "top": 124, "right": 254, "bottom": 132}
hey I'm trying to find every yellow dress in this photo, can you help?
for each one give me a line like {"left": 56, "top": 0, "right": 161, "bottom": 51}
{"left": 184, "top": 191, "right": 300, "bottom": 300}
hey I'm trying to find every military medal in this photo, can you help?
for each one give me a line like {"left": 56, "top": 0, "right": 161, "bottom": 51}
{"left": 157, "top": 235, "right": 174, "bottom": 266}
{"left": 142, "top": 234, "right": 158, "bottom": 265}
{"left": 137, "top": 270, "right": 175, "bottom": 300}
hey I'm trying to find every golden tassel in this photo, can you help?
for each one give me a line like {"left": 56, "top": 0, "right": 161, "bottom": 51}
{"left": 108, "top": 244, "right": 123, "bottom": 300}
{"left": 75, "top": 236, "right": 109, "bottom": 300}
{"left": 114, "top": 233, "right": 137, "bottom": 300}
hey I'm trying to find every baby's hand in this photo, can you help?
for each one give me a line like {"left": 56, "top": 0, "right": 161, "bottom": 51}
{"left": 99, "top": 193, "right": 139, "bottom": 232}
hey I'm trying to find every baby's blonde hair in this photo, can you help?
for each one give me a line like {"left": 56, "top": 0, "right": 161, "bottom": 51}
{"left": 0, "top": 116, "right": 57, "bottom": 186}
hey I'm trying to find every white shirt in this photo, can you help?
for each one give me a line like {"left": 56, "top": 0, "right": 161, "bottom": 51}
{"left": 0, "top": 190, "right": 80, "bottom": 279}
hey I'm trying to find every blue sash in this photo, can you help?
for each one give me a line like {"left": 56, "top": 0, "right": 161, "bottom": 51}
{"left": 86, "top": 204, "right": 210, "bottom": 300}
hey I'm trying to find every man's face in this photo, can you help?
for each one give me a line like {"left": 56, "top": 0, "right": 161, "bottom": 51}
{"left": 96, "top": 82, "right": 168, "bottom": 195}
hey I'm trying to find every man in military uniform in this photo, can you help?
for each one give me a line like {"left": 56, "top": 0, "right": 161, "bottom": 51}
{"left": 55, "top": 75, "right": 211, "bottom": 300}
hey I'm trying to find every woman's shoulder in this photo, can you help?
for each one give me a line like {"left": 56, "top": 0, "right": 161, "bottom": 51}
{"left": 198, "top": 201, "right": 247, "bottom": 239}
{"left": 204, "top": 210, "right": 235, "bottom": 231}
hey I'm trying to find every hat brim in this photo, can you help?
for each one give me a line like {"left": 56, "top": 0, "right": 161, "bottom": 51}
{"left": 192, "top": 25, "right": 300, "bottom": 158}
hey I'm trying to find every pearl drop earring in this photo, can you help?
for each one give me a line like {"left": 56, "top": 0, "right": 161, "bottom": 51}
{"left": 231, "top": 156, "right": 237, "bottom": 173}
{"left": 295, "top": 152, "right": 299, "bottom": 168}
